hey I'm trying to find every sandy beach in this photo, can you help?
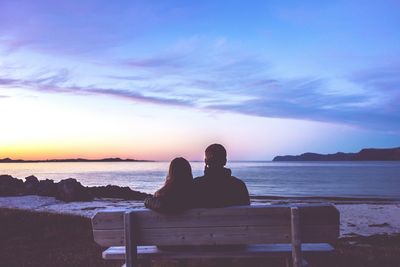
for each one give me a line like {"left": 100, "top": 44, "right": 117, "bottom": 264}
{"left": 1, "top": 196, "right": 400, "bottom": 266}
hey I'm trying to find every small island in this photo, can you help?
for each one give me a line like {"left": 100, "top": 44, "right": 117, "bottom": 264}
{"left": 0, "top": 157, "right": 153, "bottom": 163}
{"left": 273, "top": 147, "right": 400, "bottom": 161}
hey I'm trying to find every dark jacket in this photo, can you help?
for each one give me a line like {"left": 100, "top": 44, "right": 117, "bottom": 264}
{"left": 193, "top": 167, "right": 250, "bottom": 208}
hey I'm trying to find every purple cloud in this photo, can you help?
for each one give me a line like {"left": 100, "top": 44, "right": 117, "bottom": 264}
{"left": 1, "top": 51, "right": 399, "bottom": 133}
{"left": 203, "top": 65, "right": 400, "bottom": 132}
{"left": 87, "top": 88, "right": 193, "bottom": 107}
{"left": 105, "top": 75, "right": 147, "bottom": 81}
{"left": 0, "top": 71, "right": 194, "bottom": 108}
{"left": 124, "top": 56, "right": 184, "bottom": 69}
{"left": 0, "top": 78, "right": 19, "bottom": 86}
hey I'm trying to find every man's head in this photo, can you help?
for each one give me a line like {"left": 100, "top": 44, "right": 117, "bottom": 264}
{"left": 205, "top": 144, "right": 227, "bottom": 168}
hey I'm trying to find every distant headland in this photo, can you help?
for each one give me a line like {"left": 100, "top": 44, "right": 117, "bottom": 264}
{"left": 273, "top": 147, "right": 400, "bottom": 161}
{"left": 0, "top": 157, "right": 153, "bottom": 163}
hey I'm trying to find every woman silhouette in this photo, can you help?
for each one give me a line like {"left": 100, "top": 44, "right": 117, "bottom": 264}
{"left": 145, "top": 157, "right": 193, "bottom": 213}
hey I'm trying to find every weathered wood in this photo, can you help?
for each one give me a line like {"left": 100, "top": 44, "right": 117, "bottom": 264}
{"left": 125, "top": 212, "right": 138, "bottom": 267}
{"left": 102, "top": 243, "right": 335, "bottom": 260}
{"left": 93, "top": 206, "right": 290, "bottom": 230}
{"left": 92, "top": 205, "right": 339, "bottom": 247}
{"left": 92, "top": 210, "right": 124, "bottom": 230}
{"left": 93, "top": 229, "right": 124, "bottom": 247}
{"left": 92, "top": 204, "right": 339, "bottom": 267}
{"left": 94, "top": 226, "right": 291, "bottom": 247}
{"left": 291, "top": 207, "right": 302, "bottom": 267}
{"left": 93, "top": 224, "right": 338, "bottom": 247}
{"left": 92, "top": 204, "right": 339, "bottom": 231}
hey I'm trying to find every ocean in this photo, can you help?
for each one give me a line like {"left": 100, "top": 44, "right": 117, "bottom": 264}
{"left": 1, "top": 161, "right": 399, "bottom": 199}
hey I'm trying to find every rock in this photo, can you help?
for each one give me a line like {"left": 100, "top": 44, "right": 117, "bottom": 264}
{"left": 24, "top": 175, "right": 39, "bottom": 194}
{"left": 0, "top": 175, "right": 24, "bottom": 196}
{"left": 0, "top": 174, "right": 149, "bottom": 202}
{"left": 89, "top": 185, "right": 150, "bottom": 200}
{"left": 25, "top": 175, "right": 39, "bottom": 183}
{"left": 37, "top": 179, "right": 57, "bottom": 197}
{"left": 56, "top": 178, "right": 93, "bottom": 202}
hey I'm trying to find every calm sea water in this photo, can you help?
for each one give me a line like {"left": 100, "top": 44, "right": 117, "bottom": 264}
{"left": 1, "top": 161, "right": 399, "bottom": 199}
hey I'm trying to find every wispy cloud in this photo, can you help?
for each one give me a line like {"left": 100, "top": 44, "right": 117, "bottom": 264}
{"left": 0, "top": 70, "right": 195, "bottom": 108}
{"left": 0, "top": 78, "right": 19, "bottom": 86}
{"left": 0, "top": 0, "right": 398, "bottom": 133}
{"left": 112, "top": 50, "right": 400, "bottom": 132}
{"left": 104, "top": 75, "right": 147, "bottom": 81}
{"left": 2, "top": 60, "right": 399, "bottom": 132}
{"left": 124, "top": 56, "right": 185, "bottom": 70}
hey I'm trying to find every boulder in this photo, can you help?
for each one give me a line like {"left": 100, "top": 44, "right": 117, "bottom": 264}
{"left": 24, "top": 175, "right": 39, "bottom": 194}
{"left": 56, "top": 178, "right": 93, "bottom": 202}
{"left": 88, "top": 184, "right": 150, "bottom": 200}
{"left": 37, "top": 179, "right": 57, "bottom": 197}
{"left": 0, "top": 175, "right": 24, "bottom": 196}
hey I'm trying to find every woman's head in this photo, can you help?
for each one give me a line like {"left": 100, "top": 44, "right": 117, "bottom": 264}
{"left": 155, "top": 157, "right": 193, "bottom": 197}
{"left": 166, "top": 157, "right": 193, "bottom": 183}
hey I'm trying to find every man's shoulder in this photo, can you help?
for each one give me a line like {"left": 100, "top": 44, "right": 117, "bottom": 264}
{"left": 230, "top": 175, "right": 247, "bottom": 186}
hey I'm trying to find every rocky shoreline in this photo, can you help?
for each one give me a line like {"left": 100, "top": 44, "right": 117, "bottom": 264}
{"left": 273, "top": 147, "right": 400, "bottom": 161}
{"left": 0, "top": 174, "right": 151, "bottom": 202}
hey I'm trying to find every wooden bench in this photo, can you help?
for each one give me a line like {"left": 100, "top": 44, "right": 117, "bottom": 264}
{"left": 92, "top": 204, "right": 339, "bottom": 267}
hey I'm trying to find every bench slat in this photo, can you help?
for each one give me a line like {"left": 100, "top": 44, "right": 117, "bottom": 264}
{"left": 93, "top": 224, "right": 338, "bottom": 247}
{"left": 103, "top": 243, "right": 335, "bottom": 260}
{"left": 92, "top": 206, "right": 291, "bottom": 230}
{"left": 94, "top": 229, "right": 125, "bottom": 246}
{"left": 92, "top": 204, "right": 339, "bottom": 231}
{"left": 94, "top": 225, "right": 290, "bottom": 247}
{"left": 92, "top": 211, "right": 124, "bottom": 230}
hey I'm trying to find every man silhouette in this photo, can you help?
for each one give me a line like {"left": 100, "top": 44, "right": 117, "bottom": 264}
{"left": 193, "top": 144, "right": 250, "bottom": 208}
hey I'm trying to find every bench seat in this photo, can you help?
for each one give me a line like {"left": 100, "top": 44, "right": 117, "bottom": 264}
{"left": 103, "top": 243, "right": 334, "bottom": 260}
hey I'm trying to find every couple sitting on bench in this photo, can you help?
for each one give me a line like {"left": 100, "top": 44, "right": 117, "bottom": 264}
{"left": 144, "top": 143, "right": 250, "bottom": 212}
{"left": 92, "top": 144, "right": 340, "bottom": 267}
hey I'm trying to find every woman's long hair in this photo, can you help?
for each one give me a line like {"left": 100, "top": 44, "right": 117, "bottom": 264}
{"left": 154, "top": 157, "right": 193, "bottom": 198}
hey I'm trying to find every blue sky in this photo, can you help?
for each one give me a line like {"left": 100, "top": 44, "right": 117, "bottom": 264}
{"left": 0, "top": 0, "right": 399, "bottom": 160}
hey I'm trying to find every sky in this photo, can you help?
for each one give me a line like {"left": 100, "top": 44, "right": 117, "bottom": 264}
{"left": 0, "top": 0, "right": 399, "bottom": 160}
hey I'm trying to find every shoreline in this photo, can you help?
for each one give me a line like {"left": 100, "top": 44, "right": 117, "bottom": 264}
{"left": 251, "top": 195, "right": 400, "bottom": 204}
{"left": 0, "top": 157, "right": 153, "bottom": 163}
{"left": 4, "top": 173, "right": 399, "bottom": 204}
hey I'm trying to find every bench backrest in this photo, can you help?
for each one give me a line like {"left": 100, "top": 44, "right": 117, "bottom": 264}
{"left": 92, "top": 204, "right": 339, "bottom": 247}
